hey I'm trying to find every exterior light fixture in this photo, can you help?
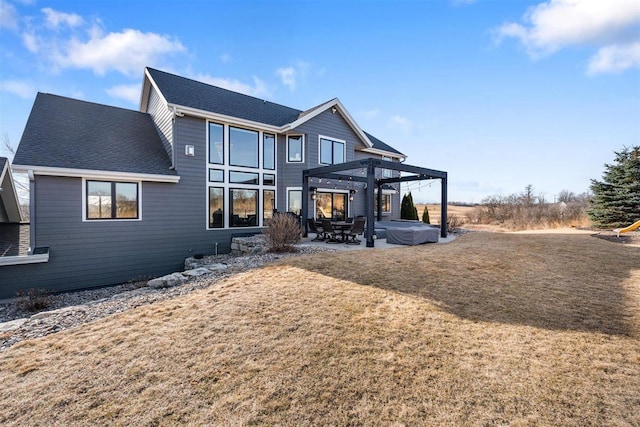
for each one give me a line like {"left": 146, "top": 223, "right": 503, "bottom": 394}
{"left": 349, "top": 189, "right": 356, "bottom": 201}
{"left": 310, "top": 187, "right": 317, "bottom": 200}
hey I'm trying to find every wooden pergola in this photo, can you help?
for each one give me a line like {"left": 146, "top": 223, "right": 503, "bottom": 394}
{"left": 302, "top": 158, "right": 448, "bottom": 247}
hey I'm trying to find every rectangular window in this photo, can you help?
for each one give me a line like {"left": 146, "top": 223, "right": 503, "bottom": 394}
{"left": 319, "top": 137, "right": 345, "bottom": 165}
{"left": 263, "top": 173, "right": 276, "bottom": 186}
{"left": 263, "top": 133, "right": 275, "bottom": 170}
{"left": 208, "top": 169, "right": 224, "bottom": 182}
{"left": 87, "top": 180, "right": 138, "bottom": 220}
{"left": 229, "top": 188, "right": 258, "bottom": 227}
{"left": 209, "top": 187, "right": 224, "bottom": 228}
{"left": 263, "top": 190, "right": 275, "bottom": 223}
{"left": 316, "top": 192, "right": 347, "bottom": 221}
{"left": 376, "top": 194, "right": 391, "bottom": 214}
{"left": 287, "top": 189, "right": 302, "bottom": 216}
{"left": 287, "top": 135, "right": 303, "bottom": 163}
{"left": 229, "top": 171, "right": 259, "bottom": 185}
{"left": 208, "top": 122, "right": 224, "bottom": 164}
{"left": 382, "top": 156, "right": 392, "bottom": 178}
{"left": 230, "top": 126, "right": 259, "bottom": 168}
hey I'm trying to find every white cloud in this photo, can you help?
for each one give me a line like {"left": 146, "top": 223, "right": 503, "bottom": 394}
{"left": 54, "top": 28, "right": 186, "bottom": 76}
{"left": 41, "top": 7, "right": 83, "bottom": 29}
{"left": 106, "top": 83, "right": 140, "bottom": 104}
{"left": 0, "top": 0, "right": 18, "bottom": 30}
{"left": 588, "top": 42, "right": 640, "bottom": 74}
{"left": 276, "top": 60, "right": 310, "bottom": 91}
{"left": 194, "top": 73, "right": 271, "bottom": 98}
{"left": 496, "top": 0, "right": 640, "bottom": 73}
{"left": 0, "top": 79, "right": 36, "bottom": 99}
{"left": 276, "top": 67, "right": 296, "bottom": 91}
{"left": 22, "top": 31, "right": 38, "bottom": 52}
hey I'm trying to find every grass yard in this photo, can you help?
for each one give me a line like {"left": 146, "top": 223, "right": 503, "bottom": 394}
{"left": 1, "top": 232, "right": 639, "bottom": 426}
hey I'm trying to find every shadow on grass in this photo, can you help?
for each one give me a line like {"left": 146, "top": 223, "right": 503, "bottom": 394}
{"left": 280, "top": 233, "right": 640, "bottom": 337}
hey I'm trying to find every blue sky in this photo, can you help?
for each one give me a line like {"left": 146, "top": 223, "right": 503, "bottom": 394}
{"left": 1, "top": 0, "right": 639, "bottom": 203}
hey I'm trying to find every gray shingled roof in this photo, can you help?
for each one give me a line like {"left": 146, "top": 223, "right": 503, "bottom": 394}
{"left": 147, "top": 68, "right": 404, "bottom": 156}
{"left": 147, "top": 68, "right": 301, "bottom": 127}
{"left": 13, "top": 93, "right": 176, "bottom": 176}
{"left": 363, "top": 131, "right": 404, "bottom": 156}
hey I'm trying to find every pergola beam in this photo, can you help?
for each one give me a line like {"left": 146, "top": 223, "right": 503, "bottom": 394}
{"left": 302, "top": 158, "right": 448, "bottom": 244}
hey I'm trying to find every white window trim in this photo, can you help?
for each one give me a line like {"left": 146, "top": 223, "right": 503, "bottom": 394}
{"left": 374, "top": 191, "right": 392, "bottom": 214}
{"left": 82, "top": 178, "right": 142, "bottom": 222}
{"left": 286, "top": 187, "right": 302, "bottom": 215}
{"left": 318, "top": 135, "right": 346, "bottom": 166}
{"left": 205, "top": 120, "right": 278, "bottom": 230}
{"left": 286, "top": 134, "right": 305, "bottom": 163}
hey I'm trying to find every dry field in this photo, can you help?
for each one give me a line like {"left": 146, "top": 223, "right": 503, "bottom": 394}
{"left": 1, "top": 233, "right": 639, "bottom": 426}
{"left": 416, "top": 204, "right": 474, "bottom": 226}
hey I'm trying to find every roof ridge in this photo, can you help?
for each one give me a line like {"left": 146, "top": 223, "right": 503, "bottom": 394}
{"left": 36, "top": 92, "right": 149, "bottom": 116}
{"left": 146, "top": 67, "right": 303, "bottom": 114}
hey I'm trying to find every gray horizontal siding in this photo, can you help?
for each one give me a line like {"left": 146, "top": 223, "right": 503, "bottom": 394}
{"left": 279, "top": 109, "right": 400, "bottom": 220}
{"left": 0, "top": 117, "right": 255, "bottom": 298}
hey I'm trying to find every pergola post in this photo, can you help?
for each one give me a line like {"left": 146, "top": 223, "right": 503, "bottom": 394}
{"left": 440, "top": 174, "right": 448, "bottom": 238}
{"left": 365, "top": 160, "right": 376, "bottom": 247}
{"left": 376, "top": 182, "right": 383, "bottom": 222}
{"left": 302, "top": 173, "right": 309, "bottom": 237}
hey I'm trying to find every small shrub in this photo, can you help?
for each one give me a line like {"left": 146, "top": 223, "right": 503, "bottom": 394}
{"left": 262, "top": 213, "right": 303, "bottom": 253}
{"left": 16, "top": 288, "right": 51, "bottom": 312}
{"left": 447, "top": 214, "right": 463, "bottom": 233}
{"left": 422, "top": 206, "right": 430, "bottom": 224}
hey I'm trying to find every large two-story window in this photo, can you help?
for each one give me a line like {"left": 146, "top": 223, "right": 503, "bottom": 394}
{"left": 206, "top": 121, "right": 276, "bottom": 229}
{"left": 319, "top": 136, "right": 345, "bottom": 165}
{"left": 86, "top": 180, "right": 139, "bottom": 220}
{"left": 287, "top": 135, "right": 304, "bottom": 163}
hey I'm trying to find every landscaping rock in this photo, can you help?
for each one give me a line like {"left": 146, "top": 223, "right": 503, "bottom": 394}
{"left": 147, "top": 272, "right": 188, "bottom": 289}
{"left": 205, "top": 263, "right": 228, "bottom": 271}
{"left": 0, "top": 318, "right": 27, "bottom": 332}
{"left": 182, "top": 267, "right": 212, "bottom": 277}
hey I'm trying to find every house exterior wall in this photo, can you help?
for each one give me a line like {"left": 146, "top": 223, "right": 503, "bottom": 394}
{"left": 0, "top": 105, "right": 403, "bottom": 298}
{"left": 0, "top": 116, "right": 248, "bottom": 298}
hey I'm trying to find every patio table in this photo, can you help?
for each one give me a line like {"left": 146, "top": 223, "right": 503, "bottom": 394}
{"left": 331, "top": 221, "right": 353, "bottom": 242}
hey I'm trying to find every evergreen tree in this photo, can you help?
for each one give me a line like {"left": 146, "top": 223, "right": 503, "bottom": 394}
{"left": 401, "top": 192, "right": 419, "bottom": 220}
{"left": 587, "top": 146, "right": 640, "bottom": 228}
{"left": 422, "top": 205, "right": 430, "bottom": 224}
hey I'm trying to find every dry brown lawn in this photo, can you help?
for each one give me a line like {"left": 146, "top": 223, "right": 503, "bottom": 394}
{"left": 1, "top": 233, "right": 639, "bottom": 426}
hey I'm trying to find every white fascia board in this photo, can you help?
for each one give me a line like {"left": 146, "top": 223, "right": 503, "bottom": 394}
{"left": 359, "top": 147, "right": 407, "bottom": 161}
{"left": 282, "top": 98, "right": 374, "bottom": 149}
{"left": 142, "top": 68, "right": 170, "bottom": 113}
{"left": 1, "top": 162, "right": 23, "bottom": 222}
{"left": 11, "top": 165, "right": 180, "bottom": 183}
{"left": 168, "top": 103, "right": 282, "bottom": 132}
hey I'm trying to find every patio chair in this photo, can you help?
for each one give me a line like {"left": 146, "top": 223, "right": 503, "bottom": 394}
{"left": 345, "top": 217, "right": 366, "bottom": 244}
{"left": 307, "top": 218, "right": 325, "bottom": 241}
{"left": 321, "top": 219, "right": 341, "bottom": 243}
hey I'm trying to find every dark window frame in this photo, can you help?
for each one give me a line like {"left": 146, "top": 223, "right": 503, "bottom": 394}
{"left": 86, "top": 180, "right": 139, "bottom": 220}
{"left": 208, "top": 122, "right": 225, "bottom": 165}
{"left": 319, "top": 137, "right": 345, "bottom": 165}
{"left": 287, "top": 135, "right": 304, "bottom": 163}
{"left": 229, "top": 126, "right": 259, "bottom": 168}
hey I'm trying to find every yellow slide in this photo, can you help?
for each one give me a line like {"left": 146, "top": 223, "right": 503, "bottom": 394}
{"left": 614, "top": 220, "right": 640, "bottom": 237}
